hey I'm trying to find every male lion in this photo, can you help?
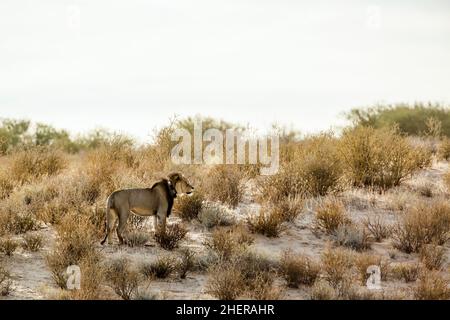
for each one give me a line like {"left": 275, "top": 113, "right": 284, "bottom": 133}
{"left": 101, "top": 172, "right": 194, "bottom": 245}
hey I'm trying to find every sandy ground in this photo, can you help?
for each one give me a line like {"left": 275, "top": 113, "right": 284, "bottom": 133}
{"left": 1, "top": 161, "right": 449, "bottom": 300}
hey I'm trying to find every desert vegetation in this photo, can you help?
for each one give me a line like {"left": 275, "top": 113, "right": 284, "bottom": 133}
{"left": 0, "top": 104, "right": 449, "bottom": 300}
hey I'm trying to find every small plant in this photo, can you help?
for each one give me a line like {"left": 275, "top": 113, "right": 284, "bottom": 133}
{"left": 363, "top": 215, "right": 391, "bottom": 242}
{"left": 390, "top": 263, "right": 421, "bottom": 283}
{"left": 105, "top": 257, "right": 139, "bottom": 300}
{"left": 0, "top": 264, "right": 12, "bottom": 296}
{"left": 177, "top": 248, "right": 196, "bottom": 279}
{"left": 204, "top": 227, "right": 248, "bottom": 260}
{"left": 154, "top": 223, "right": 187, "bottom": 250}
{"left": 274, "top": 196, "right": 304, "bottom": 222}
{"left": 315, "top": 198, "right": 351, "bottom": 234}
{"left": 126, "top": 231, "right": 150, "bottom": 247}
{"left": 279, "top": 251, "right": 320, "bottom": 288}
{"left": 310, "top": 279, "right": 337, "bottom": 300}
{"left": 419, "top": 245, "right": 446, "bottom": 271}
{"left": 22, "top": 234, "right": 43, "bottom": 252}
{"left": 198, "top": 203, "right": 235, "bottom": 229}
{"left": 0, "top": 172, "right": 14, "bottom": 200}
{"left": 206, "top": 262, "right": 245, "bottom": 300}
{"left": 334, "top": 224, "right": 372, "bottom": 251}
{"left": 0, "top": 237, "right": 19, "bottom": 256}
{"left": 414, "top": 270, "right": 450, "bottom": 300}
{"left": 247, "top": 207, "right": 285, "bottom": 238}
{"left": 321, "top": 247, "right": 355, "bottom": 290}
{"left": 141, "top": 255, "right": 175, "bottom": 279}
{"left": 174, "top": 192, "right": 204, "bottom": 221}
{"left": 203, "top": 165, "right": 244, "bottom": 208}
{"left": 438, "top": 137, "right": 450, "bottom": 160}
{"left": 248, "top": 272, "right": 283, "bottom": 300}
{"left": 391, "top": 200, "right": 450, "bottom": 253}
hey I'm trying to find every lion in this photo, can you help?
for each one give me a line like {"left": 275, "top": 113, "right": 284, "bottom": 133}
{"left": 101, "top": 172, "right": 194, "bottom": 245}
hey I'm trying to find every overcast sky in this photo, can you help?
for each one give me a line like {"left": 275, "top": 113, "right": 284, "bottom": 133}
{"left": 1, "top": 0, "right": 449, "bottom": 141}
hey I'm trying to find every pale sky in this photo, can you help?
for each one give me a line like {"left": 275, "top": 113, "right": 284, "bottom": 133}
{"left": 1, "top": 0, "right": 450, "bottom": 141}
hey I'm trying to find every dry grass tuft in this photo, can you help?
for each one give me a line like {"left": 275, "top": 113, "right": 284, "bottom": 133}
{"left": 105, "top": 257, "right": 139, "bottom": 300}
{"left": 438, "top": 137, "right": 450, "bottom": 160}
{"left": 0, "top": 237, "right": 19, "bottom": 256}
{"left": 334, "top": 224, "right": 372, "bottom": 251}
{"left": 0, "top": 263, "right": 12, "bottom": 296}
{"left": 0, "top": 171, "right": 14, "bottom": 200}
{"left": 355, "top": 253, "right": 389, "bottom": 285}
{"left": 203, "top": 165, "right": 244, "bottom": 208}
{"left": 315, "top": 198, "right": 351, "bottom": 234}
{"left": 174, "top": 192, "right": 204, "bottom": 221}
{"left": 21, "top": 233, "right": 43, "bottom": 252}
{"left": 414, "top": 270, "right": 450, "bottom": 300}
{"left": 310, "top": 279, "right": 338, "bottom": 300}
{"left": 338, "top": 126, "right": 431, "bottom": 190}
{"left": 247, "top": 206, "right": 285, "bottom": 238}
{"left": 391, "top": 200, "right": 450, "bottom": 253}
{"left": 419, "top": 245, "right": 446, "bottom": 271}
{"left": 204, "top": 226, "right": 252, "bottom": 260}
{"left": 176, "top": 248, "right": 196, "bottom": 279}
{"left": 198, "top": 203, "right": 235, "bottom": 229}
{"left": 206, "top": 262, "right": 245, "bottom": 300}
{"left": 140, "top": 255, "right": 176, "bottom": 279}
{"left": 126, "top": 231, "right": 150, "bottom": 248}
{"left": 363, "top": 215, "right": 392, "bottom": 242}
{"left": 279, "top": 251, "right": 320, "bottom": 288}
{"left": 321, "top": 247, "right": 355, "bottom": 291}
{"left": 390, "top": 262, "right": 421, "bottom": 283}
{"left": 154, "top": 223, "right": 187, "bottom": 250}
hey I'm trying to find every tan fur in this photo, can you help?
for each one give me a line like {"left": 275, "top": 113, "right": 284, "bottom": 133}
{"left": 101, "top": 172, "right": 194, "bottom": 245}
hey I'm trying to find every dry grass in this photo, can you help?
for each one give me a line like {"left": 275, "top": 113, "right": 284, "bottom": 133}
{"left": 310, "top": 279, "right": 338, "bottom": 300}
{"left": 438, "top": 137, "right": 450, "bottom": 160}
{"left": 321, "top": 247, "right": 355, "bottom": 291}
{"left": 0, "top": 171, "right": 14, "bottom": 200}
{"left": 46, "top": 214, "right": 101, "bottom": 289}
{"left": 126, "top": 231, "right": 150, "bottom": 247}
{"left": 21, "top": 233, "right": 43, "bottom": 252}
{"left": 419, "top": 245, "right": 446, "bottom": 271}
{"left": 445, "top": 170, "right": 450, "bottom": 192}
{"left": 355, "top": 253, "right": 389, "bottom": 285}
{"left": 339, "top": 126, "right": 431, "bottom": 190}
{"left": 392, "top": 200, "right": 450, "bottom": 253}
{"left": 176, "top": 248, "right": 196, "bottom": 279}
{"left": 279, "top": 251, "right": 320, "bottom": 288}
{"left": 334, "top": 224, "right": 372, "bottom": 251}
{"left": 174, "top": 192, "right": 204, "bottom": 221}
{"left": 204, "top": 226, "right": 252, "bottom": 260}
{"left": 247, "top": 206, "right": 285, "bottom": 238}
{"left": 198, "top": 202, "right": 235, "bottom": 229}
{"left": 154, "top": 223, "right": 187, "bottom": 250}
{"left": 363, "top": 215, "right": 392, "bottom": 242}
{"left": 274, "top": 196, "right": 304, "bottom": 222}
{"left": 105, "top": 257, "right": 139, "bottom": 300}
{"left": 11, "top": 147, "right": 66, "bottom": 184}
{"left": 390, "top": 262, "right": 421, "bottom": 283}
{"left": 140, "top": 255, "right": 175, "bottom": 279}
{"left": 0, "top": 237, "right": 19, "bottom": 256}
{"left": 206, "top": 262, "right": 245, "bottom": 300}
{"left": 315, "top": 198, "right": 351, "bottom": 234}
{"left": 203, "top": 165, "right": 244, "bottom": 208}
{"left": 414, "top": 270, "right": 450, "bottom": 300}
{"left": 0, "top": 263, "right": 12, "bottom": 296}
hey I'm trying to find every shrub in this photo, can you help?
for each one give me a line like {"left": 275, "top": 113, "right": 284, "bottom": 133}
{"left": 247, "top": 206, "right": 285, "bottom": 238}
{"left": 177, "top": 248, "right": 196, "bottom": 279}
{"left": 275, "top": 196, "right": 304, "bottom": 222}
{"left": 338, "top": 126, "right": 431, "bottom": 190}
{"left": 0, "top": 237, "right": 19, "bottom": 256}
{"left": 391, "top": 201, "right": 450, "bottom": 253}
{"left": 334, "top": 224, "right": 372, "bottom": 251}
{"left": 21, "top": 234, "right": 43, "bottom": 252}
{"left": 279, "top": 251, "right": 320, "bottom": 288}
{"left": 248, "top": 272, "right": 283, "bottom": 300}
{"left": 315, "top": 198, "right": 351, "bottom": 234}
{"left": 321, "top": 248, "right": 355, "bottom": 290}
{"left": 174, "top": 192, "right": 204, "bottom": 221}
{"left": 310, "top": 279, "right": 337, "bottom": 300}
{"left": 206, "top": 262, "right": 245, "bottom": 300}
{"left": 363, "top": 215, "right": 392, "bottom": 242}
{"left": 203, "top": 165, "right": 244, "bottom": 208}
{"left": 346, "top": 103, "right": 450, "bottom": 137}
{"left": 390, "top": 263, "right": 421, "bottom": 283}
{"left": 126, "top": 231, "right": 150, "bottom": 247}
{"left": 198, "top": 203, "right": 235, "bottom": 229}
{"left": 154, "top": 223, "right": 187, "bottom": 250}
{"left": 0, "top": 210, "right": 37, "bottom": 236}
{"left": 0, "top": 264, "right": 12, "bottom": 296}
{"left": 258, "top": 134, "right": 343, "bottom": 201}
{"left": 105, "top": 257, "right": 139, "bottom": 300}
{"left": 419, "top": 245, "right": 446, "bottom": 271}
{"left": 414, "top": 271, "right": 450, "bottom": 300}
{"left": 140, "top": 255, "right": 176, "bottom": 279}
{"left": 204, "top": 227, "right": 250, "bottom": 260}
{"left": 11, "top": 146, "right": 66, "bottom": 183}
{"left": 46, "top": 215, "right": 100, "bottom": 289}
{"left": 0, "top": 172, "right": 14, "bottom": 200}
{"left": 438, "top": 138, "right": 450, "bottom": 160}
{"left": 234, "top": 251, "right": 276, "bottom": 285}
